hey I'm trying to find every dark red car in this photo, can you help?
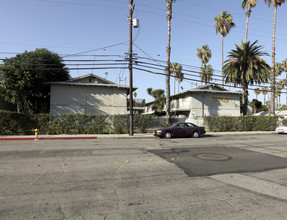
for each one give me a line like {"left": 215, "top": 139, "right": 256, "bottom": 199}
{"left": 153, "top": 122, "right": 206, "bottom": 139}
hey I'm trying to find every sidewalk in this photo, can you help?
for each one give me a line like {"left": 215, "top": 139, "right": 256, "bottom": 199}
{"left": 0, "top": 131, "right": 276, "bottom": 141}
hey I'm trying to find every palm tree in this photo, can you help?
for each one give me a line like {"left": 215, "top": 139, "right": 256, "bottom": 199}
{"left": 214, "top": 11, "right": 235, "bottom": 86}
{"left": 262, "top": 86, "right": 269, "bottom": 105}
{"left": 264, "top": 0, "right": 286, "bottom": 115}
{"left": 200, "top": 64, "right": 213, "bottom": 85}
{"left": 171, "top": 62, "right": 183, "bottom": 94}
{"left": 147, "top": 88, "right": 166, "bottom": 113}
{"left": 242, "top": 0, "right": 260, "bottom": 43}
{"left": 223, "top": 41, "right": 270, "bottom": 115}
{"left": 165, "top": 0, "right": 176, "bottom": 125}
{"left": 196, "top": 45, "right": 212, "bottom": 84}
{"left": 254, "top": 87, "right": 261, "bottom": 100}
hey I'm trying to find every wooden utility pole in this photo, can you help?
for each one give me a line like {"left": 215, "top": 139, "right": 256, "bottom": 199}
{"left": 129, "top": 0, "right": 134, "bottom": 135}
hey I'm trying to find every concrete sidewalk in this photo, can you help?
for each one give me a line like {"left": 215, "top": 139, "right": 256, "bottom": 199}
{"left": 0, "top": 131, "right": 276, "bottom": 141}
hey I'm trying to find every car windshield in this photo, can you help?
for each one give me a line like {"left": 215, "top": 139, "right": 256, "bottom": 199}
{"left": 168, "top": 123, "right": 179, "bottom": 128}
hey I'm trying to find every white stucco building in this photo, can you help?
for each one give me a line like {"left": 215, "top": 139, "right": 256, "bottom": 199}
{"left": 146, "top": 84, "right": 242, "bottom": 125}
{"left": 48, "top": 74, "right": 136, "bottom": 115}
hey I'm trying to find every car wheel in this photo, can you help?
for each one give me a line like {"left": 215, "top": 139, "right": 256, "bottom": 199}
{"left": 192, "top": 131, "right": 200, "bottom": 138}
{"left": 164, "top": 132, "right": 172, "bottom": 139}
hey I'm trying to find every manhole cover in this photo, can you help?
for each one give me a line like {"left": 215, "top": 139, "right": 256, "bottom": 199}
{"left": 193, "top": 153, "right": 232, "bottom": 161}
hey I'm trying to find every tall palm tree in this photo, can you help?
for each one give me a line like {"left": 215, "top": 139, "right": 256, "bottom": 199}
{"left": 165, "top": 0, "right": 176, "bottom": 125}
{"left": 254, "top": 87, "right": 261, "bottom": 100}
{"left": 214, "top": 11, "right": 235, "bottom": 86}
{"left": 242, "top": 0, "right": 260, "bottom": 43}
{"left": 262, "top": 86, "right": 269, "bottom": 105}
{"left": 171, "top": 62, "right": 183, "bottom": 94}
{"left": 200, "top": 64, "right": 213, "bottom": 85}
{"left": 223, "top": 41, "right": 270, "bottom": 115}
{"left": 196, "top": 45, "right": 212, "bottom": 84}
{"left": 264, "top": 0, "right": 285, "bottom": 115}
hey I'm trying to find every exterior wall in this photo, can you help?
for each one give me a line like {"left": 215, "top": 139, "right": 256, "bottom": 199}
{"left": 191, "top": 93, "right": 240, "bottom": 117}
{"left": 50, "top": 85, "right": 128, "bottom": 115}
{"left": 146, "top": 92, "right": 241, "bottom": 117}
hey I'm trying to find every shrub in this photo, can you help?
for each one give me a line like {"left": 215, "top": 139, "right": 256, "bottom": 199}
{"left": 204, "top": 116, "right": 279, "bottom": 132}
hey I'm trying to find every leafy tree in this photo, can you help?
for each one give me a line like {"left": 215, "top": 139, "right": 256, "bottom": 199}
{"left": 250, "top": 99, "right": 262, "bottom": 113}
{"left": 200, "top": 64, "right": 213, "bottom": 85}
{"left": 214, "top": 11, "right": 235, "bottom": 86}
{"left": 165, "top": 0, "right": 176, "bottom": 125}
{"left": 223, "top": 41, "right": 270, "bottom": 115}
{"left": 242, "top": 0, "right": 260, "bottom": 42}
{"left": 264, "top": 0, "right": 285, "bottom": 114}
{"left": 0, "top": 48, "right": 70, "bottom": 113}
{"left": 171, "top": 62, "right": 183, "bottom": 94}
{"left": 147, "top": 88, "right": 166, "bottom": 114}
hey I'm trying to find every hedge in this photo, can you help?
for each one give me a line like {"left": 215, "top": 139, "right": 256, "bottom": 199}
{"left": 203, "top": 116, "right": 279, "bottom": 132}
{"left": 0, "top": 110, "right": 282, "bottom": 135}
{"left": 0, "top": 111, "right": 155, "bottom": 135}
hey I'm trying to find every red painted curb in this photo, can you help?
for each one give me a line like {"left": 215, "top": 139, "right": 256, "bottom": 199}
{"left": 0, "top": 137, "right": 97, "bottom": 141}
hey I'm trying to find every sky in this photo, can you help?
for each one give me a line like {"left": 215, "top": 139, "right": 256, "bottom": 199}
{"left": 1, "top": 0, "right": 287, "bottom": 105}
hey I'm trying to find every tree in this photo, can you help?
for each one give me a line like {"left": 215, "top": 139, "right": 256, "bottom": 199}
{"left": 0, "top": 48, "right": 70, "bottom": 113}
{"left": 147, "top": 88, "right": 166, "bottom": 114}
{"left": 250, "top": 99, "right": 262, "bottom": 113}
{"left": 196, "top": 45, "right": 212, "bottom": 84}
{"left": 200, "top": 64, "right": 213, "bottom": 85}
{"left": 264, "top": 0, "right": 285, "bottom": 115}
{"left": 165, "top": 0, "right": 176, "bottom": 125}
{"left": 262, "top": 86, "right": 269, "bottom": 104}
{"left": 276, "top": 80, "right": 284, "bottom": 110}
{"left": 254, "top": 88, "right": 261, "bottom": 100}
{"left": 242, "top": 0, "right": 260, "bottom": 43}
{"left": 223, "top": 41, "right": 270, "bottom": 115}
{"left": 214, "top": 11, "right": 235, "bottom": 86}
{"left": 171, "top": 62, "right": 183, "bottom": 94}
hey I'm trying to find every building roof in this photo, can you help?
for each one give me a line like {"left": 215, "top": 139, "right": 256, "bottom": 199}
{"left": 46, "top": 73, "right": 137, "bottom": 91}
{"left": 68, "top": 73, "right": 114, "bottom": 84}
{"left": 146, "top": 84, "right": 241, "bottom": 105}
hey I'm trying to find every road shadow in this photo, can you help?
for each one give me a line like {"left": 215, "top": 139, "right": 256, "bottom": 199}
{"left": 149, "top": 147, "right": 287, "bottom": 177}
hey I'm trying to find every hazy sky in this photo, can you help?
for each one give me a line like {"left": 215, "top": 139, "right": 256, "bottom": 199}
{"left": 1, "top": 0, "right": 287, "bottom": 104}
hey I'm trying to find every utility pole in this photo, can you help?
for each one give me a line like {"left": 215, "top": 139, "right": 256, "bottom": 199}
{"left": 129, "top": 0, "right": 134, "bottom": 136}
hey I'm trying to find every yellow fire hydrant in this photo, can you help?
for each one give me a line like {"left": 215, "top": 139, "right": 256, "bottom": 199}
{"left": 34, "top": 129, "right": 39, "bottom": 138}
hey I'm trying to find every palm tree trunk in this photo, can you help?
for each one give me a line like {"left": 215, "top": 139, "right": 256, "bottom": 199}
{"left": 242, "top": 82, "right": 248, "bottom": 115}
{"left": 165, "top": 1, "right": 172, "bottom": 125}
{"left": 244, "top": 7, "right": 251, "bottom": 43}
{"left": 270, "top": 6, "right": 277, "bottom": 115}
{"left": 221, "top": 35, "right": 224, "bottom": 87}
{"left": 174, "top": 77, "right": 176, "bottom": 95}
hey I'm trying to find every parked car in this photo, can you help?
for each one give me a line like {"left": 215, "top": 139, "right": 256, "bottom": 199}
{"left": 153, "top": 122, "right": 206, "bottom": 139}
{"left": 275, "top": 125, "right": 287, "bottom": 134}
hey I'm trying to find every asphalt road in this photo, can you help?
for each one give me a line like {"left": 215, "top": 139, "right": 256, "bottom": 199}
{"left": 0, "top": 134, "right": 287, "bottom": 220}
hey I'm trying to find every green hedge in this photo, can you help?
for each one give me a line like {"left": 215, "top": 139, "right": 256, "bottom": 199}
{"left": 203, "top": 116, "right": 279, "bottom": 132}
{"left": 0, "top": 111, "right": 156, "bottom": 135}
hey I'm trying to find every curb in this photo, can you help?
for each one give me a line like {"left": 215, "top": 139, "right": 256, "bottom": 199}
{"left": 0, "top": 131, "right": 277, "bottom": 141}
{"left": 0, "top": 136, "right": 98, "bottom": 141}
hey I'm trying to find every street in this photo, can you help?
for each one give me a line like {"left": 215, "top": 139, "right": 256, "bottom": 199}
{"left": 0, "top": 134, "right": 287, "bottom": 220}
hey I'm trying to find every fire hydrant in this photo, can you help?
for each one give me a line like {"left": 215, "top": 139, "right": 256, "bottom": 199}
{"left": 34, "top": 129, "right": 39, "bottom": 138}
